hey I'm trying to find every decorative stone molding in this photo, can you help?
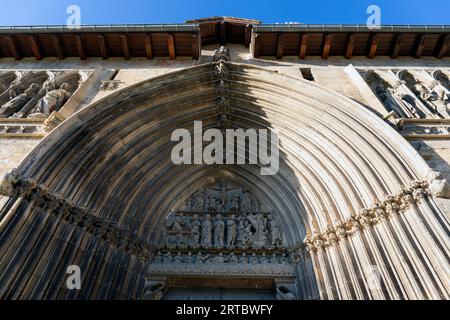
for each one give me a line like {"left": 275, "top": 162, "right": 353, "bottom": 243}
{"left": 0, "top": 118, "right": 45, "bottom": 138}
{"left": 304, "top": 179, "right": 433, "bottom": 253}
{"left": 100, "top": 79, "right": 123, "bottom": 91}
{"left": 0, "top": 170, "right": 150, "bottom": 259}
{"left": 147, "top": 250, "right": 295, "bottom": 277}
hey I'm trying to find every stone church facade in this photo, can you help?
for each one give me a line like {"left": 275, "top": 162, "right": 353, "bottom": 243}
{"left": 0, "top": 17, "right": 449, "bottom": 300}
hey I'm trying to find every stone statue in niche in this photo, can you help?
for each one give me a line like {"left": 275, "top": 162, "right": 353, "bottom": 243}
{"left": 0, "top": 83, "right": 39, "bottom": 118}
{"left": 213, "top": 214, "right": 225, "bottom": 246}
{"left": 201, "top": 214, "right": 212, "bottom": 246}
{"left": 226, "top": 214, "right": 237, "bottom": 246}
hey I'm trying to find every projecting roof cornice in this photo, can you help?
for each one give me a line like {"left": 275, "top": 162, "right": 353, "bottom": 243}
{"left": 0, "top": 17, "right": 448, "bottom": 60}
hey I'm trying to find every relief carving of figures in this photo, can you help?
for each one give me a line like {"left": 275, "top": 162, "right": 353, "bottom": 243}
{"left": 268, "top": 214, "right": 283, "bottom": 246}
{"left": 191, "top": 194, "right": 204, "bottom": 211}
{"left": 28, "top": 83, "right": 72, "bottom": 118}
{"left": 190, "top": 214, "right": 201, "bottom": 245}
{"left": 241, "top": 192, "right": 252, "bottom": 213}
{"left": 226, "top": 214, "right": 237, "bottom": 246}
{"left": 207, "top": 195, "right": 218, "bottom": 212}
{"left": 213, "top": 214, "right": 225, "bottom": 246}
{"left": 247, "top": 213, "right": 267, "bottom": 247}
{"left": 201, "top": 214, "right": 212, "bottom": 246}
{"left": 0, "top": 83, "right": 40, "bottom": 118}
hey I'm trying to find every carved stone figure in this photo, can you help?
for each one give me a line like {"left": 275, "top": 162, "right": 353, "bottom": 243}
{"left": 143, "top": 283, "right": 166, "bottom": 300}
{"left": 228, "top": 253, "right": 238, "bottom": 264}
{"left": 201, "top": 214, "right": 212, "bottom": 246}
{"left": 375, "top": 84, "right": 404, "bottom": 116}
{"left": 241, "top": 192, "right": 252, "bottom": 212}
{"left": 185, "top": 252, "right": 194, "bottom": 263}
{"left": 276, "top": 287, "right": 296, "bottom": 300}
{"left": 226, "top": 215, "right": 237, "bottom": 246}
{"left": 28, "top": 83, "right": 72, "bottom": 118}
{"left": 230, "top": 194, "right": 239, "bottom": 212}
{"left": 191, "top": 194, "right": 204, "bottom": 211}
{"left": 213, "top": 214, "right": 225, "bottom": 246}
{"left": 268, "top": 214, "right": 283, "bottom": 246}
{"left": 173, "top": 252, "right": 183, "bottom": 263}
{"left": 237, "top": 217, "right": 246, "bottom": 245}
{"left": 239, "top": 253, "right": 248, "bottom": 264}
{"left": 247, "top": 213, "right": 267, "bottom": 247}
{"left": 207, "top": 195, "right": 218, "bottom": 212}
{"left": 190, "top": 214, "right": 201, "bottom": 245}
{"left": 0, "top": 83, "right": 39, "bottom": 118}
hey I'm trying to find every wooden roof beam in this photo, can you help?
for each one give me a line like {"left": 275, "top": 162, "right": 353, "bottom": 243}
{"left": 120, "top": 34, "right": 130, "bottom": 60}
{"left": 299, "top": 33, "right": 308, "bottom": 59}
{"left": 144, "top": 33, "right": 153, "bottom": 59}
{"left": 276, "top": 33, "right": 284, "bottom": 59}
{"left": 75, "top": 34, "right": 86, "bottom": 60}
{"left": 435, "top": 34, "right": 450, "bottom": 59}
{"left": 321, "top": 33, "right": 332, "bottom": 59}
{"left": 220, "top": 21, "right": 226, "bottom": 45}
{"left": 167, "top": 33, "right": 176, "bottom": 60}
{"left": 50, "top": 34, "right": 64, "bottom": 60}
{"left": 28, "top": 35, "right": 42, "bottom": 60}
{"left": 367, "top": 33, "right": 379, "bottom": 59}
{"left": 390, "top": 34, "right": 402, "bottom": 58}
{"left": 97, "top": 34, "right": 108, "bottom": 59}
{"left": 414, "top": 34, "right": 427, "bottom": 58}
{"left": 4, "top": 35, "right": 21, "bottom": 60}
{"left": 244, "top": 24, "right": 252, "bottom": 47}
{"left": 192, "top": 32, "right": 200, "bottom": 60}
{"left": 344, "top": 33, "right": 355, "bottom": 59}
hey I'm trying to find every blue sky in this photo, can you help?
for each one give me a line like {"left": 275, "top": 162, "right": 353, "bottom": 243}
{"left": 0, "top": 0, "right": 449, "bottom": 26}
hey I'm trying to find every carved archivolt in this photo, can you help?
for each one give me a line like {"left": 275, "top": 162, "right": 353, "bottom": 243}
{"left": 304, "top": 179, "right": 434, "bottom": 252}
{"left": 0, "top": 171, "right": 150, "bottom": 259}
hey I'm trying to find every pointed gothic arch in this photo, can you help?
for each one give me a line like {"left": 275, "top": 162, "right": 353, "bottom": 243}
{"left": 0, "top": 61, "right": 448, "bottom": 300}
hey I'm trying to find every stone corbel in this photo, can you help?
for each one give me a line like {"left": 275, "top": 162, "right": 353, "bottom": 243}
{"left": 142, "top": 277, "right": 168, "bottom": 300}
{"left": 427, "top": 170, "right": 450, "bottom": 198}
{"left": 274, "top": 278, "right": 297, "bottom": 300}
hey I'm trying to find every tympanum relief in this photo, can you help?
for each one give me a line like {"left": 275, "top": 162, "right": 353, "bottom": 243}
{"left": 146, "top": 180, "right": 295, "bottom": 280}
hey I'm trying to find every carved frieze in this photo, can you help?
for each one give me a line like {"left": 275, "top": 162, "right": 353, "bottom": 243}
{"left": 160, "top": 180, "right": 284, "bottom": 250}
{"left": 304, "top": 179, "right": 436, "bottom": 252}
{"left": 147, "top": 250, "right": 295, "bottom": 277}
